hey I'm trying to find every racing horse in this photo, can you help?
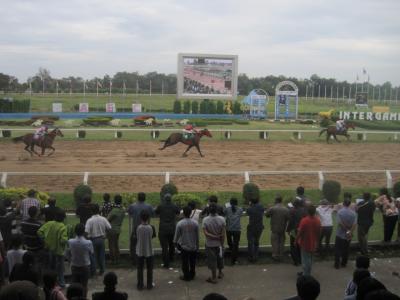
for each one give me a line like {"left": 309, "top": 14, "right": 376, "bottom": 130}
{"left": 12, "top": 127, "right": 64, "bottom": 156}
{"left": 159, "top": 128, "right": 212, "bottom": 157}
{"left": 319, "top": 122, "right": 355, "bottom": 143}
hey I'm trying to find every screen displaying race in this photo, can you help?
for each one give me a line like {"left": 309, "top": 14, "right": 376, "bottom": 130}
{"left": 177, "top": 54, "right": 238, "bottom": 100}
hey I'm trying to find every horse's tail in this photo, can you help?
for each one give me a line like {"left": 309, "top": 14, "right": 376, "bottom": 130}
{"left": 12, "top": 136, "right": 24, "bottom": 143}
{"left": 319, "top": 129, "right": 327, "bottom": 137}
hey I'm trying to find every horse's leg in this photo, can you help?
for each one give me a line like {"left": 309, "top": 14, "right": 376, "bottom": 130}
{"left": 24, "top": 144, "right": 33, "bottom": 156}
{"left": 40, "top": 146, "right": 46, "bottom": 156}
{"left": 326, "top": 133, "right": 330, "bottom": 143}
{"left": 159, "top": 138, "right": 172, "bottom": 150}
{"left": 182, "top": 145, "right": 193, "bottom": 157}
{"left": 47, "top": 147, "right": 55, "bottom": 156}
{"left": 334, "top": 134, "right": 340, "bottom": 143}
{"left": 195, "top": 144, "right": 204, "bottom": 157}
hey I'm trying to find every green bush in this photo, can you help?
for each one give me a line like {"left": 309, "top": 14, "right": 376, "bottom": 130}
{"left": 183, "top": 101, "right": 191, "bottom": 114}
{"left": 208, "top": 101, "right": 216, "bottom": 114}
{"left": 216, "top": 101, "right": 224, "bottom": 114}
{"left": 319, "top": 117, "right": 331, "bottom": 128}
{"left": 352, "top": 120, "right": 400, "bottom": 131}
{"left": 78, "top": 130, "right": 86, "bottom": 138}
{"left": 232, "top": 101, "right": 242, "bottom": 114}
{"left": 172, "top": 193, "right": 203, "bottom": 208}
{"left": 173, "top": 100, "right": 182, "bottom": 114}
{"left": 73, "top": 184, "right": 92, "bottom": 207}
{"left": 233, "top": 119, "right": 249, "bottom": 125}
{"left": 393, "top": 181, "right": 400, "bottom": 198}
{"left": 322, "top": 180, "right": 341, "bottom": 203}
{"left": 82, "top": 116, "right": 113, "bottom": 126}
{"left": 0, "top": 99, "right": 30, "bottom": 113}
{"left": 120, "top": 192, "right": 137, "bottom": 207}
{"left": 2, "top": 130, "right": 11, "bottom": 138}
{"left": 242, "top": 182, "right": 260, "bottom": 204}
{"left": 191, "top": 101, "right": 199, "bottom": 114}
{"left": 160, "top": 182, "right": 178, "bottom": 201}
{"left": 0, "top": 187, "right": 49, "bottom": 207}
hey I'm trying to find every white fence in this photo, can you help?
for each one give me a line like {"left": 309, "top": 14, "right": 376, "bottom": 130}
{"left": 1, "top": 169, "right": 398, "bottom": 190}
{"left": 1, "top": 128, "right": 400, "bottom": 141}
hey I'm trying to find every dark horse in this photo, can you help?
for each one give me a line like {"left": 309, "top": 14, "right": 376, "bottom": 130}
{"left": 319, "top": 122, "right": 355, "bottom": 143}
{"left": 159, "top": 128, "right": 212, "bottom": 157}
{"left": 12, "top": 128, "right": 64, "bottom": 156}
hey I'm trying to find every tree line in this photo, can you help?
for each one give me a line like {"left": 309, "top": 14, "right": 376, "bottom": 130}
{"left": 0, "top": 68, "right": 398, "bottom": 100}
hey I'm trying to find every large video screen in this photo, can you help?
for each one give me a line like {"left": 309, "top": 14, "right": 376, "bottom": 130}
{"left": 177, "top": 53, "right": 238, "bottom": 100}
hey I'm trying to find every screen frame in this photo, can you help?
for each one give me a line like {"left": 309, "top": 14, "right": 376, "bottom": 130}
{"left": 177, "top": 53, "right": 238, "bottom": 100}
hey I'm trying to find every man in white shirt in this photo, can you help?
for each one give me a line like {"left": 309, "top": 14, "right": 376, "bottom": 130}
{"left": 85, "top": 204, "right": 111, "bottom": 275}
{"left": 316, "top": 199, "right": 335, "bottom": 256}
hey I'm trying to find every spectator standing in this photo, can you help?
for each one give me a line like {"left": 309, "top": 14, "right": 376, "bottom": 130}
{"left": 127, "top": 192, "right": 154, "bottom": 265}
{"left": 92, "top": 272, "right": 128, "bottom": 300}
{"left": 316, "top": 199, "right": 335, "bottom": 256}
{"left": 284, "top": 275, "right": 320, "bottom": 300}
{"left": 100, "top": 193, "right": 113, "bottom": 218}
{"left": 200, "top": 195, "right": 225, "bottom": 217}
{"left": 20, "top": 189, "right": 40, "bottom": 220}
{"left": 188, "top": 201, "right": 202, "bottom": 223}
{"left": 6, "top": 234, "right": 26, "bottom": 277}
{"left": 37, "top": 208, "right": 68, "bottom": 287}
{"left": 174, "top": 206, "right": 199, "bottom": 281}
{"left": 334, "top": 198, "right": 356, "bottom": 269}
{"left": 356, "top": 192, "right": 376, "bottom": 255}
{"left": 85, "top": 204, "right": 111, "bottom": 276}
{"left": 0, "top": 232, "right": 6, "bottom": 286}
{"left": 9, "top": 251, "right": 40, "bottom": 285}
{"left": 0, "top": 204, "right": 15, "bottom": 250}
{"left": 40, "top": 197, "right": 59, "bottom": 222}
{"left": 375, "top": 188, "right": 398, "bottom": 243}
{"left": 295, "top": 186, "right": 309, "bottom": 205}
{"left": 43, "top": 271, "right": 67, "bottom": 300}
{"left": 224, "top": 198, "right": 243, "bottom": 265}
{"left": 202, "top": 203, "right": 225, "bottom": 284}
{"left": 136, "top": 211, "right": 154, "bottom": 290}
{"left": 4, "top": 199, "right": 18, "bottom": 235}
{"left": 155, "top": 194, "right": 180, "bottom": 268}
{"left": 287, "top": 199, "right": 307, "bottom": 266}
{"left": 76, "top": 195, "right": 95, "bottom": 225}
{"left": 296, "top": 205, "right": 321, "bottom": 276}
{"left": 246, "top": 198, "right": 264, "bottom": 262}
{"left": 107, "top": 195, "right": 125, "bottom": 265}
{"left": 266, "top": 195, "right": 289, "bottom": 261}
{"left": 66, "top": 223, "right": 94, "bottom": 297}
{"left": 21, "top": 206, "right": 43, "bottom": 252}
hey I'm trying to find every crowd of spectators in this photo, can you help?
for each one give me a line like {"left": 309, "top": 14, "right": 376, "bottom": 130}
{"left": 0, "top": 186, "right": 398, "bottom": 299}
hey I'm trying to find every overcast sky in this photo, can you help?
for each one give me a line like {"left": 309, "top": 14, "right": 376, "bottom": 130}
{"left": 1, "top": 0, "right": 399, "bottom": 85}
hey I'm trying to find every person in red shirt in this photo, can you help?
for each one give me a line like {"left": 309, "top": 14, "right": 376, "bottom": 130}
{"left": 296, "top": 205, "right": 321, "bottom": 276}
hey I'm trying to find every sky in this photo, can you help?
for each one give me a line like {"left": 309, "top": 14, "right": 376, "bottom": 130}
{"left": 0, "top": 0, "right": 399, "bottom": 85}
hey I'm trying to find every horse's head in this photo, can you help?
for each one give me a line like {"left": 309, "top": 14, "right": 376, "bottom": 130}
{"left": 345, "top": 122, "right": 355, "bottom": 130}
{"left": 201, "top": 128, "right": 212, "bottom": 138}
{"left": 52, "top": 127, "right": 64, "bottom": 137}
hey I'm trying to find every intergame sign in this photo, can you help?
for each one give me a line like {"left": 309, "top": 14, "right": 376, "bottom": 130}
{"left": 339, "top": 111, "right": 400, "bottom": 121}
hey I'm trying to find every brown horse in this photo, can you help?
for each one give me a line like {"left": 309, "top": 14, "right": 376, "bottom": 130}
{"left": 159, "top": 128, "right": 212, "bottom": 157}
{"left": 12, "top": 128, "right": 64, "bottom": 156}
{"left": 319, "top": 122, "right": 355, "bottom": 143}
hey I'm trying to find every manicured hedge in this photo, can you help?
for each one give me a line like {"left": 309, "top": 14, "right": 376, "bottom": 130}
{"left": 0, "top": 98, "right": 30, "bottom": 113}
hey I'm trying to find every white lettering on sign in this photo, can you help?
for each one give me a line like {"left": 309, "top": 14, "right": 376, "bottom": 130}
{"left": 390, "top": 113, "right": 397, "bottom": 121}
{"left": 366, "top": 112, "right": 373, "bottom": 120}
{"left": 375, "top": 112, "right": 382, "bottom": 120}
{"left": 359, "top": 112, "right": 365, "bottom": 120}
{"left": 339, "top": 111, "right": 399, "bottom": 121}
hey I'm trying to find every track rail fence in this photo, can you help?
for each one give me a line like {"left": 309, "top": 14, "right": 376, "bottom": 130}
{"left": 1, "top": 169, "right": 398, "bottom": 190}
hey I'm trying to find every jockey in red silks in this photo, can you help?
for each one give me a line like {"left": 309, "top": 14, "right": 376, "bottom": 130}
{"left": 183, "top": 124, "right": 198, "bottom": 139}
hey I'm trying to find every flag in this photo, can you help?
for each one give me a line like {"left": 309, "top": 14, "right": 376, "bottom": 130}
{"left": 97, "top": 81, "right": 102, "bottom": 88}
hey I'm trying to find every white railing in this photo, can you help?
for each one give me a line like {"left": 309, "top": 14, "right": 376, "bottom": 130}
{"left": 1, "top": 169, "right": 398, "bottom": 190}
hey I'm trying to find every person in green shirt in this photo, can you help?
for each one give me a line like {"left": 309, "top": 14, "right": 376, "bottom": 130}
{"left": 107, "top": 195, "right": 126, "bottom": 264}
{"left": 37, "top": 208, "right": 68, "bottom": 287}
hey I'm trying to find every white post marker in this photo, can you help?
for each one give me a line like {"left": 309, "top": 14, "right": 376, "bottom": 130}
{"left": 76, "top": 131, "right": 79, "bottom": 138}
{"left": 83, "top": 172, "right": 89, "bottom": 185}
{"left": 244, "top": 171, "right": 250, "bottom": 183}
{"left": 0, "top": 130, "right": 3, "bottom": 138}
{"left": 298, "top": 132, "right": 302, "bottom": 140}
{"left": 363, "top": 133, "right": 367, "bottom": 141}
{"left": 394, "top": 133, "right": 398, "bottom": 141}
{"left": 386, "top": 170, "right": 393, "bottom": 189}
{"left": 263, "top": 131, "right": 267, "bottom": 140}
{"left": 318, "top": 171, "right": 324, "bottom": 191}
{"left": 165, "top": 172, "right": 170, "bottom": 184}
{"left": 114, "top": 131, "right": 118, "bottom": 139}
{"left": 1, "top": 173, "right": 7, "bottom": 188}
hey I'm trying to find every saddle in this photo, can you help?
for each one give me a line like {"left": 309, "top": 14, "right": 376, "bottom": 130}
{"left": 183, "top": 133, "right": 195, "bottom": 140}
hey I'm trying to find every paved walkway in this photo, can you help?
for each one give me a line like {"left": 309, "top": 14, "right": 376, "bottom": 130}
{"left": 87, "top": 257, "right": 400, "bottom": 299}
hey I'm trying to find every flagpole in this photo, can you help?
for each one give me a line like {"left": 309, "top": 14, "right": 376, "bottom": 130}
{"left": 29, "top": 80, "right": 32, "bottom": 96}
{"left": 56, "top": 81, "right": 59, "bottom": 97}
{"left": 342, "top": 86, "right": 345, "bottom": 100}
{"left": 324, "top": 85, "right": 327, "bottom": 100}
{"left": 42, "top": 76, "right": 45, "bottom": 96}
{"left": 136, "top": 79, "right": 138, "bottom": 97}
{"left": 318, "top": 85, "right": 321, "bottom": 100}
{"left": 109, "top": 80, "right": 112, "bottom": 101}
{"left": 305, "top": 85, "right": 308, "bottom": 101}
{"left": 83, "top": 80, "right": 86, "bottom": 98}
{"left": 96, "top": 81, "right": 99, "bottom": 97}
{"left": 330, "top": 86, "right": 333, "bottom": 100}
{"left": 162, "top": 80, "right": 164, "bottom": 96}
{"left": 69, "top": 80, "right": 72, "bottom": 97}
{"left": 149, "top": 80, "right": 152, "bottom": 96}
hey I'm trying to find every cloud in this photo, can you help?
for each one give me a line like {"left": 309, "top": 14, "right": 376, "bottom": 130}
{"left": 0, "top": 0, "right": 399, "bottom": 85}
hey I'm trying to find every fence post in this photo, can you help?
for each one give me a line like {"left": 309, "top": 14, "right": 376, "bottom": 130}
{"left": 165, "top": 172, "right": 170, "bottom": 184}
{"left": 76, "top": 130, "right": 79, "bottom": 138}
{"left": 244, "top": 171, "right": 250, "bottom": 183}
{"left": 394, "top": 133, "right": 398, "bottom": 141}
{"left": 318, "top": 171, "right": 324, "bottom": 190}
{"left": 386, "top": 170, "right": 393, "bottom": 189}
{"left": 83, "top": 172, "right": 89, "bottom": 185}
{"left": 114, "top": 131, "right": 118, "bottom": 139}
{"left": 363, "top": 133, "right": 367, "bottom": 141}
{"left": 263, "top": 131, "right": 267, "bottom": 140}
{"left": 1, "top": 172, "right": 7, "bottom": 188}
{"left": 0, "top": 130, "right": 2, "bottom": 138}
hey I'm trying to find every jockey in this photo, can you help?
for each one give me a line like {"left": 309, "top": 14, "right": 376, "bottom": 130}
{"left": 34, "top": 124, "right": 48, "bottom": 140}
{"left": 183, "top": 124, "right": 198, "bottom": 139}
{"left": 336, "top": 119, "right": 345, "bottom": 133}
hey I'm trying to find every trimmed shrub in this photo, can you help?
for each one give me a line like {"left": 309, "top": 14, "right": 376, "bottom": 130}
{"left": 216, "top": 101, "right": 224, "bottom": 114}
{"left": 393, "top": 181, "right": 400, "bottom": 198}
{"left": 0, "top": 188, "right": 49, "bottom": 207}
{"left": 2, "top": 130, "right": 11, "bottom": 138}
{"left": 232, "top": 101, "right": 242, "bottom": 114}
{"left": 172, "top": 193, "right": 203, "bottom": 208}
{"left": 183, "top": 100, "right": 191, "bottom": 114}
{"left": 208, "top": 101, "right": 216, "bottom": 114}
{"left": 83, "top": 116, "right": 113, "bottom": 126}
{"left": 116, "top": 131, "right": 122, "bottom": 138}
{"left": 242, "top": 182, "right": 260, "bottom": 204}
{"left": 322, "top": 180, "right": 341, "bottom": 203}
{"left": 191, "top": 101, "right": 199, "bottom": 114}
{"left": 73, "top": 184, "right": 92, "bottom": 207}
{"left": 160, "top": 182, "right": 178, "bottom": 201}
{"left": 78, "top": 130, "right": 86, "bottom": 138}
{"left": 173, "top": 100, "right": 182, "bottom": 114}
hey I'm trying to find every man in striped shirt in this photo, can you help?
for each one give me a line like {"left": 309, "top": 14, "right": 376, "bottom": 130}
{"left": 20, "top": 189, "right": 40, "bottom": 220}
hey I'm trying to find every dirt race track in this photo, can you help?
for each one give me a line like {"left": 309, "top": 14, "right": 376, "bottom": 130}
{"left": 0, "top": 140, "right": 399, "bottom": 192}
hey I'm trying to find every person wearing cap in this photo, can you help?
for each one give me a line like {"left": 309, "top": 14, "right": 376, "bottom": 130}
{"left": 316, "top": 199, "right": 335, "bottom": 256}
{"left": 31, "top": 124, "right": 48, "bottom": 152}
{"left": 20, "top": 189, "right": 40, "bottom": 221}
{"left": 155, "top": 193, "right": 180, "bottom": 268}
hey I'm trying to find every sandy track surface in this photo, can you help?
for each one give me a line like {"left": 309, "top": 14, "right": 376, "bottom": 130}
{"left": 0, "top": 140, "right": 399, "bottom": 192}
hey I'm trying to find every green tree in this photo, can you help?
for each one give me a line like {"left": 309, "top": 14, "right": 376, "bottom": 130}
{"left": 208, "top": 101, "right": 216, "bottom": 114}
{"left": 216, "top": 100, "right": 224, "bottom": 114}
{"left": 173, "top": 100, "right": 182, "bottom": 113}
{"left": 183, "top": 100, "right": 191, "bottom": 114}
{"left": 191, "top": 101, "right": 199, "bottom": 114}
{"left": 200, "top": 99, "right": 209, "bottom": 114}
{"left": 232, "top": 101, "right": 242, "bottom": 114}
